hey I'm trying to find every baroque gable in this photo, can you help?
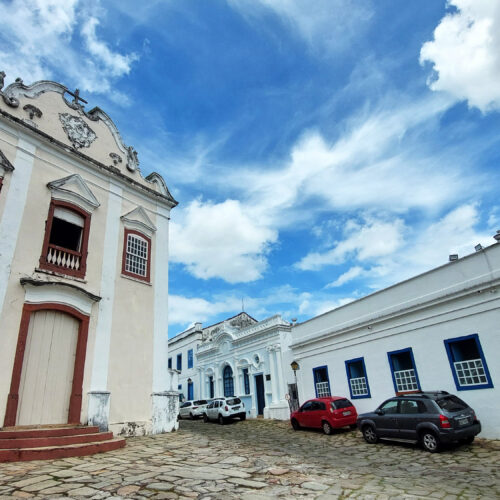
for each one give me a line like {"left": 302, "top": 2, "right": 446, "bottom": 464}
{"left": 0, "top": 73, "right": 177, "bottom": 207}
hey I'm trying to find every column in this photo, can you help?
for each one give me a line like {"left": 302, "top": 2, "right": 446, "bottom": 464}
{"left": 198, "top": 368, "right": 204, "bottom": 399}
{"left": 0, "top": 138, "right": 35, "bottom": 315}
{"left": 267, "top": 346, "right": 279, "bottom": 404}
{"left": 151, "top": 205, "right": 174, "bottom": 434}
{"left": 234, "top": 363, "right": 241, "bottom": 396}
{"left": 88, "top": 183, "right": 122, "bottom": 431}
{"left": 274, "top": 345, "right": 285, "bottom": 401}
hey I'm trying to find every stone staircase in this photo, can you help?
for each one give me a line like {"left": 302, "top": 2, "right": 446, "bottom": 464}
{"left": 0, "top": 425, "right": 126, "bottom": 462}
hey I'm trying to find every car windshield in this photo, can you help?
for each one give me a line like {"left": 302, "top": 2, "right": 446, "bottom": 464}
{"left": 332, "top": 399, "right": 353, "bottom": 410}
{"left": 226, "top": 398, "right": 241, "bottom": 405}
{"left": 435, "top": 395, "right": 469, "bottom": 412}
{"left": 194, "top": 400, "right": 207, "bottom": 405}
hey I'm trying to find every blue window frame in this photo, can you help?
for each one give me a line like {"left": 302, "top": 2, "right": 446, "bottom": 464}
{"left": 168, "top": 357, "right": 172, "bottom": 369}
{"left": 187, "top": 349, "right": 193, "bottom": 369}
{"left": 312, "top": 365, "right": 331, "bottom": 397}
{"left": 444, "top": 334, "right": 493, "bottom": 390}
{"left": 387, "top": 347, "right": 421, "bottom": 393}
{"left": 223, "top": 365, "right": 234, "bottom": 397}
{"left": 345, "top": 357, "right": 371, "bottom": 399}
{"left": 177, "top": 353, "right": 182, "bottom": 371}
{"left": 187, "top": 380, "right": 194, "bottom": 400}
{"left": 243, "top": 368, "right": 250, "bottom": 394}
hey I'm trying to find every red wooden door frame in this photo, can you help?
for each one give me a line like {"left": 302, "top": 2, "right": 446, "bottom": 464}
{"left": 4, "top": 303, "right": 90, "bottom": 427}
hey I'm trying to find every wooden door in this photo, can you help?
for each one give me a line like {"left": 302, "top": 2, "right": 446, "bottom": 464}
{"left": 16, "top": 310, "right": 79, "bottom": 425}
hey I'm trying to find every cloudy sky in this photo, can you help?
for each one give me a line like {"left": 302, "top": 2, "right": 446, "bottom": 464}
{"left": 2, "top": 0, "right": 500, "bottom": 335}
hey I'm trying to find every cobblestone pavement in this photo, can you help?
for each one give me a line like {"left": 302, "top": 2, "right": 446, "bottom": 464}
{"left": 1, "top": 419, "right": 499, "bottom": 499}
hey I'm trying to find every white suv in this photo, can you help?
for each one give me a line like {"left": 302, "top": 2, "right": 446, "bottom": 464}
{"left": 179, "top": 400, "right": 209, "bottom": 420}
{"left": 203, "top": 397, "right": 246, "bottom": 424}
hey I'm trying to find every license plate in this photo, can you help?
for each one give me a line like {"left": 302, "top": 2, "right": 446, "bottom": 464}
{"left": 233, "top": 406, "right": 240, "bottom": 410}
{"left": 342, "top": 410, "right": 351, "bottom": 416}
{"left": 457, "top": 417, "right": 469, "bottom": 426}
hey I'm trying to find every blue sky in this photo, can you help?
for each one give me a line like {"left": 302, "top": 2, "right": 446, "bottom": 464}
{"left": 1, "top": 0, "right": 500, "bottom": 335}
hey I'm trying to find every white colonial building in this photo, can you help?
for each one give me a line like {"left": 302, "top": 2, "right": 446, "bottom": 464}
{"left": 285, "top": 240, "right": 500, "bottom": 439}
{"left": 169, "top": 312, "right": 292, "bottom": 419}
{"left": 0, "top": 74, "right": 179, "bottom": 441}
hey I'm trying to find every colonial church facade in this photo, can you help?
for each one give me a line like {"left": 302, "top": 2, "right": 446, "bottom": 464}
{"left": 0, "top": 74, "right": 178, "bottom": 437}
{"left": 169, "top": 312, "right": 292, "bottom": 420}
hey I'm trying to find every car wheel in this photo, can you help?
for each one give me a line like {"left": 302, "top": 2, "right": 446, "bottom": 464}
{"left": 322, "top": 421, "right": 333, "bottom": 435}
{"left": 218, "top": 414, "right": 225, "bottom": 425}
{"left": 349, "top": 424, "right": 358, "bottom": 430}
{"left": 240, "top": 413, "right": 246, "bottom": 421}
{"left": 362, "top": 425, "right": 379, "bottom": 444}
{"left": 291, "top": 419, "right": 300, "bottom": 431}
{"left": 203, "top": 413, "right": 208, "bottom": 423}
{"left": 421, "top": 431, "right": 441, "bottom": 453}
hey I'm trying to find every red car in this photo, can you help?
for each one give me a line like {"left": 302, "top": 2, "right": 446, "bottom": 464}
{"left": 290, "top": 396, "right": 358, "bottom": 435}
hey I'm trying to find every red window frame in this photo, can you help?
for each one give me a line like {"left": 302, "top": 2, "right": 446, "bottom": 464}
{"left": 121, "top": 228, "right": 152, "bottom": 283}
{"left": 39, "top": 200, "right": 91, "bottom": 279}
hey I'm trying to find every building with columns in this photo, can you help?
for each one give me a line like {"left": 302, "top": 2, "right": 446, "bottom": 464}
{"left": 169, "top": 312, "right": 292, "bottom": 419}
{"left": 0, "top": 74, "right": 179, "bottom": 438}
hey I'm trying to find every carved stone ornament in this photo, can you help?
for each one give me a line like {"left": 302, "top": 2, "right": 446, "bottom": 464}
{"left": 0, "top": 71, "right": 5, "bottom": 91}
{"left": 23, "top": 104, "right": 42, "bottom": 120}
{"left": 126, "top": 145, "right": 139, "bottom": 172}
{"left": 109, "top": 152, "right": 122, "bottom": 165}
{"left": 59, "top": 113, "right": 97, "bottom": 149}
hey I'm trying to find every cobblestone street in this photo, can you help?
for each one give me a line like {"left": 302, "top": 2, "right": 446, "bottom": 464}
{"left": 0, "top": 419, "right": 499, "bottom": 499}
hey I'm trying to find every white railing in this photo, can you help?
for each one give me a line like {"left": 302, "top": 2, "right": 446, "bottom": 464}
{"left": 316, "top": 381, "right": 331, "bottom": 397}
{"left": 46, "top": 244, "right": 81, "bottom": 271}
{"left": 350, "top": 376, "right": 368, "bottom": 396}
{"left": 454, "top": 359, "right": 488, "bottom": 386}
{"left": 394, "top": 369, "right": 418, "bottom": 392}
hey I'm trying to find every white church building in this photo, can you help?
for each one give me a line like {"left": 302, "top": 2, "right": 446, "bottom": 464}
{"left": 168, "top": 312, "right": 292, "bottom": 420}
{"left": 0, "top": 73, "right": 179, "bottom": 450}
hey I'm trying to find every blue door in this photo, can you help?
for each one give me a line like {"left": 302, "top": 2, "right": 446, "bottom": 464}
{"left": 187, "top": 381, "right": 193, "bottom": 400}
{"left": 255, "top": 374, "right": 265, "bottom": 415}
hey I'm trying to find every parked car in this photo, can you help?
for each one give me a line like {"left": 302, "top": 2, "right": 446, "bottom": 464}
{"left": 357, "top": 391, "right": 481, "bottom": 452}
{"left": 203, "top": 397, "right": 246, "bottom": 424}
{"left": 290, "top": 396, "right": 358, "bottom": 434}
{"left": 179, "top": 400, "right": 209, "bottom": 419}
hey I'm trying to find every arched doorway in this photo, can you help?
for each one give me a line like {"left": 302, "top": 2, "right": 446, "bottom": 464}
{"left": 223, "top": 365, "right": 234, "bottom": 397}
{"left": 4, "top": 303, "right": 89, "bottom": 426}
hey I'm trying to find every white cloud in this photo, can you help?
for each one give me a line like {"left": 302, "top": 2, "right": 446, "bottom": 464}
{"left": 169, "top": 295, "right": 244, "bottom": 332}
{"left": 170, "top": 199, "right": 278, "bottom": 283}
{"left": 228, "top": 0, "right": 373, "bottom": 54}
{"left": 296, "top": 217, "right": 406, "bottom": 271}
{"left": 325, "top": 266, "right": 364, "bottom": 288}
{"left": 420, "top": 0, "right": 500, "bottom": 112}
{"left": 0, "top": 0, "right": 137, "bottom": 95}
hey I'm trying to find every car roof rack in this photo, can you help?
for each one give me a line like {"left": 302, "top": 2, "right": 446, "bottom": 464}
{"left": 400, "top": 390, "right": 449, "bottom": 399}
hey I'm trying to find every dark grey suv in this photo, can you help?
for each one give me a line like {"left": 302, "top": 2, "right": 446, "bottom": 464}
{"left": 357, "top": 391, "right": 481, "bottom": 452}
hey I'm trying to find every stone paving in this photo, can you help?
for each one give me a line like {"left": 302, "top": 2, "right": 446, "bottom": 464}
{"left": 0, "top": 419, "right": 499, "bottom": 499}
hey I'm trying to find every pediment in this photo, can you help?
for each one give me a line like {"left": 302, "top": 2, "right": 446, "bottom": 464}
{"left": 48, "top": 174, "right": 100, "bottom": 213}
{"left": 121, "top": 206, "right": 157, "bottom": 237}
{"left": 0, "top": 148, "right": 14, "bottom": 175}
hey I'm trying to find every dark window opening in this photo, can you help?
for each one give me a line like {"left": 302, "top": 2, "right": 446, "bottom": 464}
{"left": 243, "top": 368, "right": 250, "bottom": 394}
{"left": 223, "top": 365, "right": 234, "bottom": 397}
{"left": 49, "top": 217, "right": 82, "bottom": 251}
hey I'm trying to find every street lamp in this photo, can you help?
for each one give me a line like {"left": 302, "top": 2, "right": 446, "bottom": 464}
{"left": 290, "top": 361, "right": 300, "bottom": 408}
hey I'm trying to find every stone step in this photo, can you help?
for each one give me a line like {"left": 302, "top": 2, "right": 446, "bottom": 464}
{"left": 0, "top": 437, "right": 126, "bottom": 462}
{"left": 0, "top": 431, "right": 114, "bottom": 449}
{"left": 0, "top": 425, "right": 100, "bottom": 439}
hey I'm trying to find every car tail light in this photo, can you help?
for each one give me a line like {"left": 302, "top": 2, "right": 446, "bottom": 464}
{"left": 225, "top": 406, "right": 229, "bottom": 411}
{"left": 439, "top": 414, "right": 451, "bottom": 428}
{"left": 242, "top": 402, "right": 245, "bottom": 408}
{"left": 193, "top": 406, "right": 198, "bottom": 409}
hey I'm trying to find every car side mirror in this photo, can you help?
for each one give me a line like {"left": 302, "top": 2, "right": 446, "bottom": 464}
{"left": 375, "top": 408, "right": 385, "bottom": 415}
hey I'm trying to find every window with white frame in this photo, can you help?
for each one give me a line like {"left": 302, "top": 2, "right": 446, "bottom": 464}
{"left": 313, "top": 366, "right": 331, "bottom": 397}
{"left": 444, "top": 334, "right": 493, "bottom": 390}
{"left": 387, "top": 348, "right": 420, "bottom": 393}
{"left": 122, "top": 229, "right": 151, "bottom": 282}
{"left": 345, "top": 357, "right": 370, "bottom": 398}
{"left": 243, "top": 368, "right": 250, "bottom": 394}
{"left": 188, "top": 349, "right": 194, "bottom": 369}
